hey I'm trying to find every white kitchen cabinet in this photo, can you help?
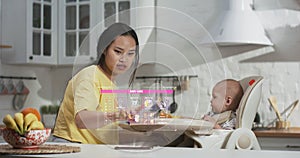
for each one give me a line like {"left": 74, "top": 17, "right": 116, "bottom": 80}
{"left": 59, "top": 0, "right": 148, "bottom": 65}
{"left": 58, "top": 0, "right": 101, "bottom": 65}
{"left": 58, "top": 0, "right": 134, "bottom": 65}
{"left": 1, "top": 0, "right": 58, "bottom": 65}
{"left": 103, "top": 0, "right": 133, "bottom": 28}
{"left": 1, "top": 0, "right": 96, "bottom": 65}
{"left": 257, "top": 137, "right": 300, "bottom": 151}
{"left": 1, "top": 0, "right": 152, "bottom": 66}
{"left": 254, "top": 128, "right": 300, "bottom": 151}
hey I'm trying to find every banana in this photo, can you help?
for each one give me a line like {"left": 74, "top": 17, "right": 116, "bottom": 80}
{"left": 14, "top": 113, "right": 24, "bottom": 135}
{"left": 3, "top": 114, "right": 21, "bottom": 134}
{"left": 3, "top": 112, "right": 45, "bottom": 136}
{"left": 27, "top": 120, "right": 44, "bottom": 131}
{"left": 24, "top": 113, "right": 38, "bottom": 132}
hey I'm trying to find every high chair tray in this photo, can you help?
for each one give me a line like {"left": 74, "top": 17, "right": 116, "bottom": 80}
{"left": 118, "top": 118, "right": 214, "bottom": 132}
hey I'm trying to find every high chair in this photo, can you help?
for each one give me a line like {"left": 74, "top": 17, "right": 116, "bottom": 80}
{"left": 185, "top": 76, "right": 264, "bottom": 150}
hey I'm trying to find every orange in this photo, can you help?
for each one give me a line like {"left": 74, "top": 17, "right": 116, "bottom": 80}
{"left": 21, "top": 107, "right": 41, "bottom": 121}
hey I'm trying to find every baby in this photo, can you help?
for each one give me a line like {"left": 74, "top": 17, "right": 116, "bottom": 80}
{"left": 203, "top": 79, "right": 244, "bottom": 130}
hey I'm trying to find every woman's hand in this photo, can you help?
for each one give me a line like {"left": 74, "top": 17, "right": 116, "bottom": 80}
{"left": 75, "top": 110, "right": 127, "bottom": 129}
{"left": 105, "top": 110, "right": 128, "bottom": 121}
{"left": 104, "top": 112, "right": 118, "bottom": 121}
{"left": 116, "top": 105, "right": 144, "bottom": 122}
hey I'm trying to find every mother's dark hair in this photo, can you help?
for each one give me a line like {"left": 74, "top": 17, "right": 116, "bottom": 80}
{"left": 96, "top": 23, "right": 139, "bottom": 86}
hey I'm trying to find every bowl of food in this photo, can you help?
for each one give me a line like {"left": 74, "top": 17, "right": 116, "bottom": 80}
{"left": 1, "top": 108, "right": 51, "bottom": 149}
{"left": 1, "top": 128, "right": 51, "bottom": 149}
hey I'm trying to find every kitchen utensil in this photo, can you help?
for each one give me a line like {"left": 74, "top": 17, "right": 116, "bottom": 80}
{"left": 286, "top": 100, "right": 299, "bottom": 119}
{"left": 0, "top": 79, "right": 7, "bottom": 94}
{"left": 12, "top": 80, "right": 30, "bottom": 110}
{"left": 267, "top": 99, "right": 299, "bottom": 126}
{"left": 6, "top": 79, "right": 16, "bottom": 94}
{"left": 180, "top": 76, "right": 190, "bottom": 91}
{"left": 169, "top": 79, "right": 178, "bottom": 113}
{"left": 275, "top": 120, "right": 290, "bottom": 129}
{"left": 268, "top": 96, "right": 283, "bottom": 121}
{"left": 149, "top": 79, "right": 162, "bottom": 117}
{"left": 15, "top": 79, "right": 24, "bottom": 93}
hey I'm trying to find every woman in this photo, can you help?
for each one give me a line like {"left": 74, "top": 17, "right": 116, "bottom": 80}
{"left": 53, "top": 23, "right": 139, "bottom": 144}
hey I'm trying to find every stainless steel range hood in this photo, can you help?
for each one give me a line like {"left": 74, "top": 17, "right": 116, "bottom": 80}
{"left": 209, "top": 0, "right": 273, "bottom": 46}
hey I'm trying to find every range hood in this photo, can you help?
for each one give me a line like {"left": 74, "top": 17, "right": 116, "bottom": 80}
{"left": 209, "top": 0, "right": 273, "bottom": 46}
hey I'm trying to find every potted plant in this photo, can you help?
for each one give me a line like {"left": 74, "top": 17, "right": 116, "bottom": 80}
{"left": 40, "top": 105, "right": 59, "bottom": 128}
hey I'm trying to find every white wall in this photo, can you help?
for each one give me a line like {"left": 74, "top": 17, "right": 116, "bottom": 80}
{"left": 153, "top": 0, "right": 300, "bottom": 126}
{"left": 1, "top": 0, "right": 300, "bottom": 127}
{"left": 0, "top": 62, "right": 52, "bottom": 116}
{"left": 192, "top": 50, "right": 300, "bottom": 127}
{"left": 0, "top": 61, "right": 72, "bottom": 120}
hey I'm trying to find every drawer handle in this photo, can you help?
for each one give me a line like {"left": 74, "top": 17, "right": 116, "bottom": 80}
{"left": 286, "top": 145, "right": 300, "bottom": 148}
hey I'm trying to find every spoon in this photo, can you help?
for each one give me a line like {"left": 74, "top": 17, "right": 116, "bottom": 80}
{"left": 169, "top": 79, "right": 178, "bottom": 113}
{"left": 286, "top": 100, "right": 299, "bottom": 119}
{"left": 268, "top": 96, "right": 283, "bottom": 121}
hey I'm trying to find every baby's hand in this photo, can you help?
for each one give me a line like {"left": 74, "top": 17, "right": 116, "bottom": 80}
{"left": 203, "top": 115, "right": 222, "bottom": 129}
{"left": 202, "top": 115, "right": 216, "bottom": 123}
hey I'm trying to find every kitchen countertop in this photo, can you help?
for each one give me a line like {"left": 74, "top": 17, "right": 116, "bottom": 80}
{"left": 253, "top": 127, "right": 300, "bottom": 138}
{"left": 1, "top": 142, "right": 300, "bottom": 158}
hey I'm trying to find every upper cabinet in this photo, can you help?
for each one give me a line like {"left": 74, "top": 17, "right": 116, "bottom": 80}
{"left": 58, "top": 0, "right": 98, "bottom": 65}
{"left": 0, "top": 0, "right": 147, "bottom": 66}
{"left": 59, "top": 0, "right": 134, "bottom": 65}
{"left": 1, "top": 0, "right": 58, "bottom": 65}
{"left": 103, "top": 0, "right": 131, "bottom": 27}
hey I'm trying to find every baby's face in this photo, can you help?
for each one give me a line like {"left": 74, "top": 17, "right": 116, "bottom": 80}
{"left": 210, "top": 84, "right": 227, "bottom": 113}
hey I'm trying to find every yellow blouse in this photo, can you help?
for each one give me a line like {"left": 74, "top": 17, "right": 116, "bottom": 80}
{"left": 53, "top": 65, "right": 118, "bottom": 144}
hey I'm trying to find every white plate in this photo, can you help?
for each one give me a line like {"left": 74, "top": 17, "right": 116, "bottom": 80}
{"left": 118, "top": 118, "right": 214, "bottom": 132}
{"left": 118, "top": 123, "right": 165, "bottom": 132}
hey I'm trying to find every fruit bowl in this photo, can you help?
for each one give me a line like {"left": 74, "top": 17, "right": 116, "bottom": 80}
{"left": 0, "top": 128, "right": 51, "bottom": 149}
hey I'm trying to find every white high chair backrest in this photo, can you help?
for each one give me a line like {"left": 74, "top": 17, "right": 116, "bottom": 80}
{"left": 236, "top": 76, "right": 264, "bottom": 129}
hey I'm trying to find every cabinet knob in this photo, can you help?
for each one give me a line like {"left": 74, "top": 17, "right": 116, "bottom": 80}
{"left": 29, "top": 56, "right": 33, "bottom": 60}
{"left": 90, "top": 56, "right": 94, "bottom": 61}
